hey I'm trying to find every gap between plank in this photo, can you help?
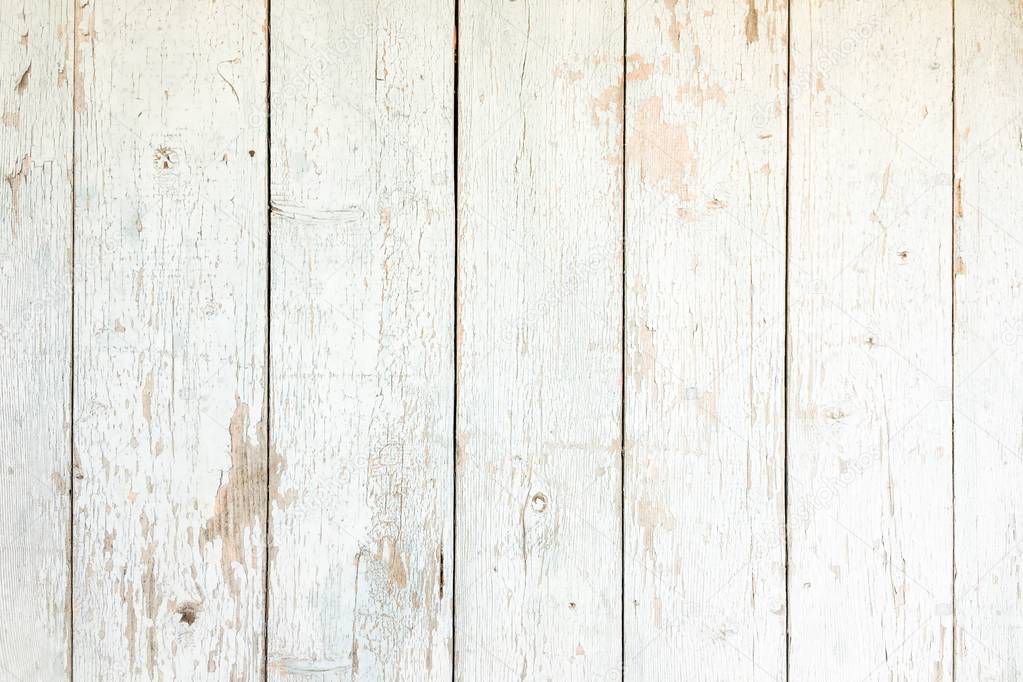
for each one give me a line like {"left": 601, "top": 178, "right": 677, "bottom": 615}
{"left": 451, "top": 0, "right": 460, "bottom": 678}
{"left": 783, "top": 0, "right": 792, "bottom": 679}
{"left": 263, "top": 0, "right": 273, "bottom": 679}
{"left": 620, "top": 0, "right": 628, "bottom": 680}
{"left": 70, "top": 0, "right": 79, "bottom": 676}
{"left": 950, "top": 0, "right": 958, "bottom": 679}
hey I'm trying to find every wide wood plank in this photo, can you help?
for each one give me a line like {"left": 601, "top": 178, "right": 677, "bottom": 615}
{"left": 624, "top": 0, "right": 787, "bottom": 678}
{"left": 267, "top": 1, "right": 454, "bottom": 678}
{"left": 72, "top": 1, "right": 268, "bottom": 677}
{"left": 788, "top": 1, "right": 953, "bottom": 678}
{"left": 456, "top": 1, "right": 623, "bottom": 678}
{"left": 954, "top": 2, "right": 1023, "bottom": 676}
{"left": 0, "top": 1, "right": 72, "bottom": 678}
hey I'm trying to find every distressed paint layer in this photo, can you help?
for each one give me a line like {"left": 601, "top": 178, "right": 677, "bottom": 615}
{"left": 788, "top": 1, "right": 954, "bottom": 678}
{"left": 625, "top": 0, "right": 787, "bottom": 679}
{"left": 73, "top": 1, "right": 268, "bottom": 677}
{"left": 955, "top": 1, "right": 1023, "bottom": 677}
{"left": 268, "top": 1, "right": 455, "bottom": 680}
{"left": 456, "top": 0, "right": 624, "bottom": 679}
{"left": 0, "top": 0, "right": 73, "bottom": 677}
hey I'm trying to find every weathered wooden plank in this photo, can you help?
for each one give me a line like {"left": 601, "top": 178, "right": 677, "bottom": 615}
{"left": 455, "top": 1, "right": 623, "bottom": 678}
{"left": 0, "top": 1, "right": 72, "bottom": 678}
{"left": 267, "top": 1, "right": 454, "bottom": 679}
{"left": 788, "top": 1, "right": 953, "bottom": 678}
{"left": 954, "top": 2, "right": 1023, "bottom": 676}
{"left": 624, "top": 1, "right": 787, "bottom": 678}
{"left": 72, "top": 1, "right": 268, "bottom": 677}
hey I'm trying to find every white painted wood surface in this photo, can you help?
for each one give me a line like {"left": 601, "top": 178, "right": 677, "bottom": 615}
{"left": 954, "top": 1, "right": 1023, "bottom": 677}
{"left": 788, "top": 1, "right": 953, "bottom": 678}
{"left": 268, "top": 1, "right": 454, "bottom": 679}
{"left": 624, "top": 1, "right": 787, "bottom": 679}
{"left": 0, "top": 1, "right": 72, "bottom": 679}
{"left": 4, "top": 1, "right": 1023, "bottom": 679}
{"left": 72, "top": 0, "right": 268, "bottom": 677}
{"left": 455, "top": 1, "right": 623, "bottom": 679}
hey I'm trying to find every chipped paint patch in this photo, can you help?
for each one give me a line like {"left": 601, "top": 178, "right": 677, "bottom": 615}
{"left": 632, "top": 97, "right": 695, "bottom": 201}
{"left": 199, "top": 399, "right": 267, "bottom": 595}
{"left": 5, "top": 154, "right": 31, "bottom": 231}
{"left": 745, "top": 0, "right": 760, "bottom": 44}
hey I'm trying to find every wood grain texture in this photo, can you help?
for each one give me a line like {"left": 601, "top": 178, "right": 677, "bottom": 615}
{"left": 788, "top": 1, "right": 953, "bottom": 678}
{"left": 0, "top": 1, "right": 72, "bottom": 678}
{"left": 267, "top": 1, "right": 454, "bottom": 679}
{"left": 4, "top": 3, "right": 1016, "bottom": 678}
{"left": 72, "top": 0, "right": 268, "bottom": 677}
{"left": 954, "top": 2, "right": 1023, "bottom": 677}
{"left": 455, "top": 1, "right": 623, "bottom": 679}
{"left": 624, "top": 1, "right": 787, "bottom": 679}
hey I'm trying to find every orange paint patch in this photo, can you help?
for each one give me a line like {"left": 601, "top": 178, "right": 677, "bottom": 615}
{"left": 592, "top": 74, "right": 625, "bottom": 170}
{"left": 592, "top": 80, "right": 623, "bottom": 125}
{"left": 554, "top": 62, "right": 583, "bottom": 84}
{"left": 677, "top": 82, "right": 727, "bottom": 106}
{"left": 632, "top": 96, "right": 695, "bottom": 202}
{"left": 626, "top": 54, "right": 655, "bottom": 82}
{"left": 634, "top": 494, "right": 676, "bottom": 562}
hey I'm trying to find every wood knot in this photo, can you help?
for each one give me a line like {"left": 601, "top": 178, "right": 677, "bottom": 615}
{"left": 153, "top": 146, "right": 178, "bottom": 171}
{"left": 177, "top": 602, "right": 199, "bottom": 625}
{"left": 530, "top": 493, "right": 548, "bottom": 512}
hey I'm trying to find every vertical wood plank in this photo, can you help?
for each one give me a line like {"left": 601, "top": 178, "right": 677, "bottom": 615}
{"left": 456, "top": 1, "right": 623, "bottom": 678}
{"left": 73, "top": 1, "right": 268, "bottom": 677}
{"left": 788, "top": 1, "right": 953, "bottom": 678}
{"left": 0, "top": 0, "right": 72, "bottom": 678}
{"left": 267, "top": 1, "right": 454, "bottom": 678}
{"left": 623, "top": 0, "right": 787, "bottom": 679}
{"left": 954, "top": 1, "right": 1023, "bottom": 676}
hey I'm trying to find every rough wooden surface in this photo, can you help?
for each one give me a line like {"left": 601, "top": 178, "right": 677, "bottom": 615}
{"left": 0, "top": 1, "right": 72, "bottom": 678}
{"left": 788, "top": 1, "right": 953, "bottom": 678}
{"left": 4, "top": 1, "right": 1021, "bottom": 679}
{"left": 72, "top": 0, "right": 268, "bottom": 677}
{"left": 954, "top": 1, "right": 1023, "bottom": 677}
{"left": 624, "top": 0, "right": 787, "bottom": 678}
{"left": 455, "top": 0, "right": 624, "bottom": 678}
{"left": 267, "top": 0, "right": 454, "bottom": 679}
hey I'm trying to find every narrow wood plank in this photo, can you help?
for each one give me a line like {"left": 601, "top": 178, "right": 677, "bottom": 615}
{"left": 954, "top": 2, "right": 1023, "bottom": 676}
{"left": 267, "top": 1, "right": 454, "bottom": 678}
{"left": 72, "top": 1, "right": 268, "bottom": 677}
{"left": 624, "top": 1, "right": 787, "bottom": 678}
{"left": 788, "top": 1, "right": 953, "bottom": 678}
{"left": 0, "top": 1, "right": 72, "bottom": 678}
{"left": 456, "top": 2, "right": 623, "bottom": 678}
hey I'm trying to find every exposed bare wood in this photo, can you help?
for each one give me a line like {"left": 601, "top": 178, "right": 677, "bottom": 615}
{"left": 456, "top": 1, "right": 624, "bottom": 678}
{"left": 954, "top": 1, "right": 1023, "bottom": 676}
{"left": 788, "top": 1, "right": 954, "bottom": 677}
{"left": 267, "top": 1, "right": 455, "bottom": 679}
{"left": 72, "top": 1, "right": 268, "bottom": 676}
{"left": 0, "top": 0, "right": 73, "bottom": 677}
{"left": 624, "top": 0, "right": 787, "bottom": 678}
